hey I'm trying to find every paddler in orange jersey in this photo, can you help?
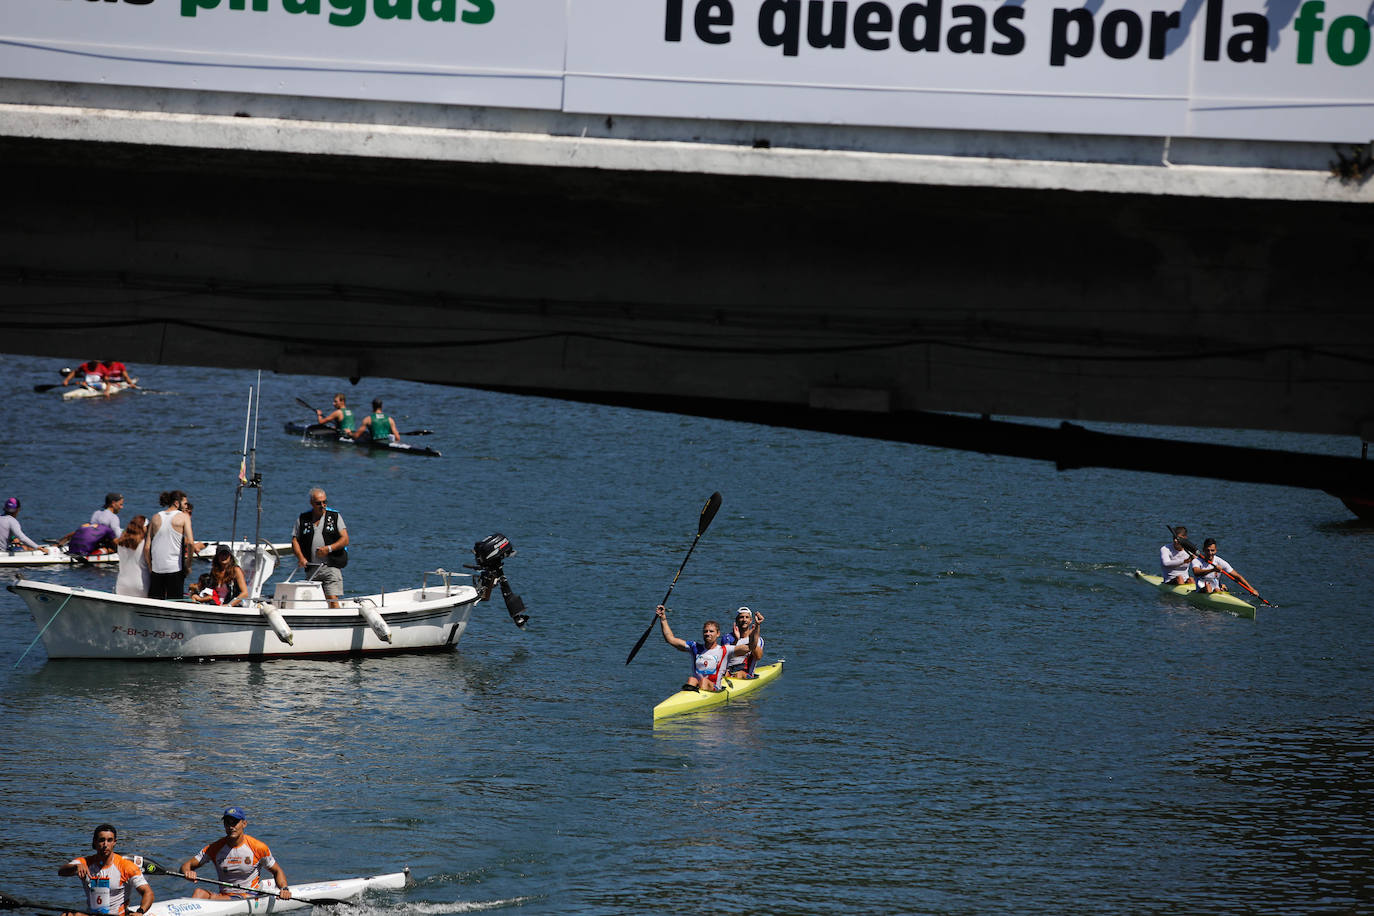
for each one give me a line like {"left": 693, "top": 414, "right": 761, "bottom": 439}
{"left": 655, "top": 605, "right": 760, "bottom": 693}
{"left": 58, "top": 824, "right": 154, "bottom": 916}
{"left": 181, "top": 807, "right": 291, "bottom": 901}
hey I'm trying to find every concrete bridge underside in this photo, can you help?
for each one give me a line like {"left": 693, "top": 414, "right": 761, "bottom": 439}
{"left": 1, "top": 129, "right": 1371, "bottom": 497}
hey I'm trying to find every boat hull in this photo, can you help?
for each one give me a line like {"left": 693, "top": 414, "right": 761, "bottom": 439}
{"left": 653, "top": 661, "right": 784, "bottom": 721}
{"left": 0, "top": 541, "right": 292, "bottom": 568}
{"left": 9, "top": 578, "right": 480, "bottom": 660}
{"left": 1133, "top": 570, "right": 1255, "bottom": 619}
{"left": 284, "top": 422, "right": 440, "bottom": 458}
{"left": 61, "top": 381, "right": 134, "bottom": 400}
{"left": 146, "top": 871, "right": 408, "bottom": 916}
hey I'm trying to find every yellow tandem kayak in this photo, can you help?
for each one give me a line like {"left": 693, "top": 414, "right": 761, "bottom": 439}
{"left": 652, "top": 661, "right": 784, "bottom": 721}
{"left": 1133, "top": 570, "right": 1256, "bottom": 619}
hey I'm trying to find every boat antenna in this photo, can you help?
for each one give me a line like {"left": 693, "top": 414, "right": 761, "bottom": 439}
{"left": 231, "top": 385, "right": 253, "bottom": 543}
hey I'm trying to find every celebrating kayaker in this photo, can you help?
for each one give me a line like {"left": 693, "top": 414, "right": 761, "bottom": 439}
{"left": 1, "top": 497, "right": 51, "bottom": 555}
{"left": 57, "top": 823, "right": 154, "bottom": 916}
{"left": 724, "top": 606, "right": 765, "bottom": 679}
{"left": 1189, "top": 538, "right": 1257, "bottom": 595}
{"left": 655, "top": 604, "right": 760, "bottom": 693}
{"left": 181, "top": 806, "right": 291, "bottom": 901}
{"left": 1159, "top": 526, "right": 1193, "bottom": 585}
{"left": 350, "top": 398, "right": 401, "bottom": 444}
{"left": 315, "top": 393, "right": 356, "bottom": 433}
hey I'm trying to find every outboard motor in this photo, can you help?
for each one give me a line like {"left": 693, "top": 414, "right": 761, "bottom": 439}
{"left": 472, "top": 533, "right": 528, "bottom": 629}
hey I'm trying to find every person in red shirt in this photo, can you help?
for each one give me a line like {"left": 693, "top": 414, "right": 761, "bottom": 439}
{"left": 58, "top": 824, "right": 154, "bottom": 916}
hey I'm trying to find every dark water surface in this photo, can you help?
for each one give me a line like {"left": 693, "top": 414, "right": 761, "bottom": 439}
{"left": 2, "top": 352, "right": 1371, "bottom": 914}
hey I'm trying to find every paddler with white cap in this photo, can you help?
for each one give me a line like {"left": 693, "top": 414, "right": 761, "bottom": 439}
{"left": 725, "top": 606, "right": 765, "bottom": 679}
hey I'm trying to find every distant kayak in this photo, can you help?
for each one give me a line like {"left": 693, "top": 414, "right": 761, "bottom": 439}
{"left": 653, "top": 660, "right": 784, "bottom": 721}
{"left": 61, "top": 381, "right": 135, "bottom": 400}
{"left": 284, "top": 421, "right": 441, "bottom": 458}
{"left": 1133, "top": 570, "right": 1256, "bottom": 619}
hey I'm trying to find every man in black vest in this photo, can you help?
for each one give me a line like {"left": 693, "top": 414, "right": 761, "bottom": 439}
{"left": 291, "top": 487, "right": 350, "bottom": 608}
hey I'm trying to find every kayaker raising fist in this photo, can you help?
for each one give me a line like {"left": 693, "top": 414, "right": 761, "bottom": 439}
{"left": 656, "top": 604, "right": 759, "bottom": 693}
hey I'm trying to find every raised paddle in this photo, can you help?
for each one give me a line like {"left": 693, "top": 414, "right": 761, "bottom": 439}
{"left": 0, "top": 891, "right": 98, "bottom": 915}
{"left": 1166, "top": 525, "right": 1274, "bottom": 607}
{"left": 139, "top": 857, "right": 349, "bottom": 906}
{"left": 625, "top": 491, "right": 723, "bottom": 665}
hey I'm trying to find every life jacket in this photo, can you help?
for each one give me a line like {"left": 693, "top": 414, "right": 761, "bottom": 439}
{"left": 296, "top": 507, "right": 347, "bottom": 567}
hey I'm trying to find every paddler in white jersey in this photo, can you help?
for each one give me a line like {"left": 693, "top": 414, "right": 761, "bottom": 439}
{"left": 181, "top": 806, "right": 291, "bottom": 901}
{"left": 58, "top": 823, "right": 153, "bottom": 916}
{"left": 655, "top": 605, "right": 759, "bottom": 693}
{"left": 1189, "top": 537, "right": 1258, "bottom": 596}
{"left": 724, "top": 606, "right": 765, "bottom": 679}
{"left": 1159, "top": 526, "right": 1192, "bottom": 585}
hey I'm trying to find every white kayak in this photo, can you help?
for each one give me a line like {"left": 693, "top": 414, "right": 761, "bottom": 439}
{"left": 61, "top": 381, "right": 135, "bottom": 400}
{"left": 0, "top": 541, "right": 293, "bottom": 568}
{"left": 145, "top": 870, "right": 409, "bottom": 916}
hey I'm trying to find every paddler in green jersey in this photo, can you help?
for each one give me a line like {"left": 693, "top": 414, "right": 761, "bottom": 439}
{"left": 316, "top": 393, "right": 355, "bottom": 432}
{"left": 351, "top": 397, "right": 401, "bottom": 443}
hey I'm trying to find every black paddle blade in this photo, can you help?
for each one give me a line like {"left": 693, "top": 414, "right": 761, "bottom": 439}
{"left": 625, "top": 617, "right": 657, "bottom": 665}
{"left": 33, "top": 384, "right": 60, "bottom": 393}
{"left": 140, "top": 856, "right": 172, "bottom": 876}
{"left": 699, "top": 492, "right": 723, "bottom": 535}
{"left": 1166, "top": 525, "right": 1199, "bottom": 556}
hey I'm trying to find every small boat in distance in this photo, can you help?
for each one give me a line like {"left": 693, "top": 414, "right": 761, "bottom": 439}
{"left": 284, "top": 421, "right": 441, "bottom": 458}
{"left": 0, "top": 541, "right": 293, "bottom": 568}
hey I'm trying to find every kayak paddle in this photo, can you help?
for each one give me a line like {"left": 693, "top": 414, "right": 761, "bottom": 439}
{"left": 1166, "top": 525, "right": 1274, "bottom": 607}
{"left": 0, "top": 892, "right": 98, "bottom": 915}
{"left": 625, "top": 492, "right": 723, "bottom": 666}
{"left": 139, "top": 857, "right": 350, "bottom": 906}
{"left": 33, "top": 384, "right": 61, "bottom": 393}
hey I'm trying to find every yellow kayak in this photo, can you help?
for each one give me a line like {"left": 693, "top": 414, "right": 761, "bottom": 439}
{"left": 1134, "top": 570, "right": 1256, "bottom": 619}
{"left": 652, "top": 661, "right": 784, "bottom": 721}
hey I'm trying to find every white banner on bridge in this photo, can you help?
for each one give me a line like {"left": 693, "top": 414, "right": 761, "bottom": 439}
{"left": 0, "top": 0, "right": 1370, "bottom": 143}
{"left": 0, "top": 0, "right": 567, "bottom": 110}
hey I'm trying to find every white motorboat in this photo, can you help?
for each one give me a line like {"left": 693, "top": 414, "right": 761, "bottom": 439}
{"left": 144, "top": 870, "right": 409, "bottom": 916}
{"left": 0, "top": 541, "right": 294, "bottom": 568}
{"left": 9, "top": 541, "right": 524, "bottom": 660}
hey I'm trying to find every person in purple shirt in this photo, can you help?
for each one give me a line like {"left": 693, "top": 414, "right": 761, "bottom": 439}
{"left": 58, "top": 522, "right": 118, "bottom": 557}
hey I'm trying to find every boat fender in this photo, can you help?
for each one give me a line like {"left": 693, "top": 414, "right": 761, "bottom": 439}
{"left": 257, "top": 602, "right": 294, "bottom": 645}
{"left": 358, "top": 598, "right": 392, "bottom": 643}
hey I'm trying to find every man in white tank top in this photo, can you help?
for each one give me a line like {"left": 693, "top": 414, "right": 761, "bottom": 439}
{"left": 145, "top": 490, "right": 195, "bottom": 600}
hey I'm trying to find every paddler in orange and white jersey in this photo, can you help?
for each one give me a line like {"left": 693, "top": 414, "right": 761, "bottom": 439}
{"left": 655, "top": 605, "right": 759, "bottom": 693}
{"left": 58, "top": 824, "right": 154, "bottom": 916}
{"left": 180, "top": 806, "right": 292, "bottom": 901}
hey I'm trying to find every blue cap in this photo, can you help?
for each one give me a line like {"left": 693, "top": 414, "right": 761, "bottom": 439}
{"left": 222, "top": 806, "right": 247, "bottom": 822}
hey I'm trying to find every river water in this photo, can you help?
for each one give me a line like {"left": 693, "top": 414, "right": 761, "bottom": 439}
{"left": 2, "top": 352, "right": 1371, "bottom": 915}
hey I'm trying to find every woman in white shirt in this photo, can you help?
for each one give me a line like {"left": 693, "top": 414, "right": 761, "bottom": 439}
{"left": 114, "top": 515, "right": 151, "bottom": 597}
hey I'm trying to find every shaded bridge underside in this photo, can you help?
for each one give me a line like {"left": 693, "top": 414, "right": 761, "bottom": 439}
{"left": 1, "top": 136, "right": 1371, "bottom": 495}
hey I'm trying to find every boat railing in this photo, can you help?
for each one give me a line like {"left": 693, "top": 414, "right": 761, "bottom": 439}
{"left": 420, "top": 568, "right": 472, "bottom": 601}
